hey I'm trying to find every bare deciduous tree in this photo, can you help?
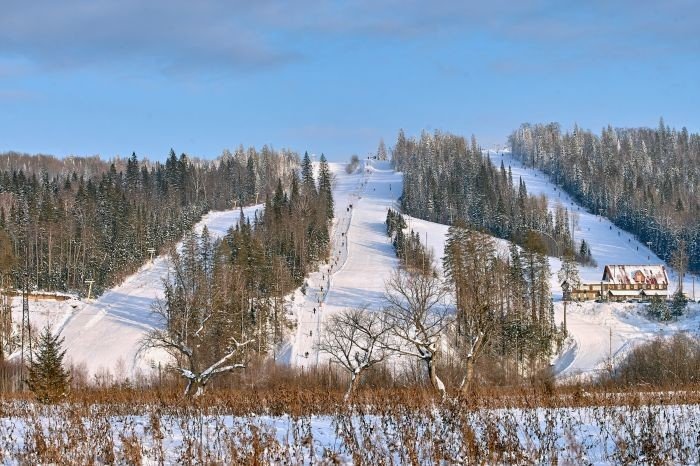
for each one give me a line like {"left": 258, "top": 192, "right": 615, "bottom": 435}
{"left": 317, "top": 307, "right": 392, "bottom": 401}
{"left": 141, "top": 248, "right": 253, "bottom": 398}
{"left": 384, "top": 267, "right": 452, "bottom": 398}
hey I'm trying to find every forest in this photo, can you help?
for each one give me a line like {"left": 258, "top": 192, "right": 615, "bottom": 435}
{"left": 0, "top": 146, "right": 298, "bottom": 295}
{"left": 392, "top": 130, "right": 580, "bottom": 260}
{"left": 144, "top": 153, "right": 334, "bottom": 394}
{"left": 509, "top": 120, "right": 700, "bottom": 272}
{"left": 385, "top": 208, "right": 560, "bottom": 387}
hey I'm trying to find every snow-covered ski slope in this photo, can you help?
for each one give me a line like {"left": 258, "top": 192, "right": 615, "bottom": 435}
{"left": 492, "top": 150, "right": 700, "bottom": 379}
{"left": 493, "top": 150, "right": 697, "bottom": 295}
{"left": 19, "top": 206, "right": 262, "bottom": 378}
{"left": 284, "top": 152, "right": 698, "bottom": 380}
{"left": 17, "top": 150, "right": 697, "bottom": 382}
{"left": 283, "top": 160, "right": 402, "bottom": 368}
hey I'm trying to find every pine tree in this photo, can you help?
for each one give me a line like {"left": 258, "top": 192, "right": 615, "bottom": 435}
{"left": 27, "top": 325, "right": 70, "bottom": 403}
{"left": 245, "top": 155, "right": 257, "bottom": 203}
{"left": 558, "top": 251, "right": 581, "bottom": 298}
{"left": 318, "top": 154, "right": 334, "bottom": 220}
{"left": 301, "top": 151, "right": 316, "bottom": 197}
{"left": 126, "top": 151, "right": 140, "bottom": 189}
{"left": 647, "top": 296, "right": 670, "bottom": 321}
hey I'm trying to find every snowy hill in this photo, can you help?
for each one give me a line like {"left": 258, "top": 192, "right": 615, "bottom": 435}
{"left": 282, "top": 152, "right": 699, "bottom": 379}
{"left": 481, "top": 150, "right": 700, "bottom": 378}
{"left": 282, "top": 159, "right": 402, "bottom": 367}
{"left": 13, "top": 151, "right": 698, "bottom": 383}
{"left": 11, "top": 206, "right": 262, "bottom": 379}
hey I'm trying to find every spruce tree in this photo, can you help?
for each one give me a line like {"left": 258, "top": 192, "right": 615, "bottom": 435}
{"left": 27, "top": 325, "right": 70, "bottom": 403}
{"left": 670, "top": 291, "right": 688, "bottom": 317}
{"left": 376, "top": 138, "right": 388, "bottom": 160}
{"left": 301, "top": 151, "right": 316, "bottom": 197}
{"left": 318, "top": 154, "right": 334, "bottom": 220}
{"left": 558, "top": 251, "right": 581, "bottom": 295}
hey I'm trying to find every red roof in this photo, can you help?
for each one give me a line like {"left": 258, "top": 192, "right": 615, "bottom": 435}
{"left": 602, "top": 265, "right": 668, "bottom": 286}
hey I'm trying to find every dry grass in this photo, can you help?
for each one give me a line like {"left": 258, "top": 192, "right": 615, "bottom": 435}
{"left": 4, "top": 344, "right": 700, "bottom": 464}
{"left": 2, "top": 382, "right": 700, "bottom": 464}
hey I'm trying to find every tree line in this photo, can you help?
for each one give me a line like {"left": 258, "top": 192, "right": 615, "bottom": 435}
{"left": 509, "top": 120, "right": 700, "bottom": 272}
{"left": 392, "top": 130, "right": 579, "bottom": 259}
{"left": 0, "top": 146, "right": 298, "bottom": 296}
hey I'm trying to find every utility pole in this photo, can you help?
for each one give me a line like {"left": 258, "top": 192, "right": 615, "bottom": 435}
{"left": 563, "top": 300, "right": 567, "bottom": 335}
{"left": 608, "top": 327, "right": 613, "bottom": 374}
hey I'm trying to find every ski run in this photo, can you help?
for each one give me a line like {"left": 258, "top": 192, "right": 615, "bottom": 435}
{"left": 10, "top": 154, "right": 699, "bottom": 381}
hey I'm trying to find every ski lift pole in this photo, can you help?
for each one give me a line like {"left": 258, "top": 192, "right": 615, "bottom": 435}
{"left": 147, "top": 248, "right": 156, "bottom": 263}
{"left": 85, "top": 279, "right": 95, "bottom": 301}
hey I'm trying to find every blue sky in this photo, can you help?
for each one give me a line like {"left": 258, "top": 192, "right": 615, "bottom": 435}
{"left": 0, "top": 0, "right": 698, "bottom": 161}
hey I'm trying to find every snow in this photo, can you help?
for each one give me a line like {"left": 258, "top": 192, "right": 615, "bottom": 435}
{"left": 284, "top": 159, "right": 402, "bottom": 368}
{"left": 9, "top": 296, "right": 81, "bottom": 344}
{"left": 12, "top": 147, "right": 699, "bottom": 383}
{"left": 554, "top": 301, "right": 700, "bottom": 379}
{"left": 3, "top": 402, "right": 700, "bottom": 464}
{"left": 282, "top": 151, "right": 700, "bottom": 380}
{"left": 10, "top": 206, "right": 262, "bottom": 379}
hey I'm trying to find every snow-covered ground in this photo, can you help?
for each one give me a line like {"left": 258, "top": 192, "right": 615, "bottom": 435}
{"left": 281, "top": 152, "right": 700, "bottom": 379}
{"left": 9, "top": 296, "right": 81, "bottom": 348}
{"left": 11, "top": 149, "right": 698, "bottom": 383}
{"left": 283, "top": 159, "right": 402, "bottom": 368}
{"left": 10, "top": 206, "right": 262, "bottom": 379}
{"left": 3, "top": 401, "right": 700, "bottom": 464}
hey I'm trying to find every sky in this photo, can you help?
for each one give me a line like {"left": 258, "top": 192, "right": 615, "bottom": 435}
{"left": 0, "top": 0, "right": 698, "bottom": 162}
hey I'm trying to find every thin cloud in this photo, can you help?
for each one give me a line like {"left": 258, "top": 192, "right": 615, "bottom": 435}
{"left": 0, "top": 0, "right": 303, "bottom": 74}
{"left": 0, "top": 0, "right": 696, "bottom": 77}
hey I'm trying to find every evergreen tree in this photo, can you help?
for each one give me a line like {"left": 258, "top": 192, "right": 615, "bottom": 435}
{"left": 647, "top": 296, "right": 670, "bottom": 321}
{"left": 670, "top": 291, "right": 688, "bottom": 317}
{"left": 126, "top": 151, "right": 140, "bottom": 189}
{"left": 376, "top": 138, "right": 388, "bottom": 160}
{"left": 318, "top": 153, "right": 334, "bottom": 220}
{"left": 27, "top": 325, "right": 70, "bottom": 403}
{"left": 557, "top": 251, "right": 581, "bottom": 298}
{"left": 245, "top": 155, "right": 257, "bottom": 203}
{"left": 301, "top": 151, "right": 316, "bottom": 197}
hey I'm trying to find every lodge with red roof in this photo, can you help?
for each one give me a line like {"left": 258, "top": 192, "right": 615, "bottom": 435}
{"left": 562, "top": 265, "right": 669, "bottom": 302}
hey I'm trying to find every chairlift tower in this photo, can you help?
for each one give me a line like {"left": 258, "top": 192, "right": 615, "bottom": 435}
{"left": 20, "top": 271, "right": 31, "bottom": 388}
{"left": 147, "top": 248, "right": 156, "bottom": 263}
{"left": 85, "top": 279, "right": 95, "bottom": 301}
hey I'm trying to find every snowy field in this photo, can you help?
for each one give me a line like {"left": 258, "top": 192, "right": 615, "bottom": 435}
{"left": 10, "top": 206, "right": 262, "bottom": 379}
{"left": 2, "top": 400, "right": 699, "bottom": 464}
